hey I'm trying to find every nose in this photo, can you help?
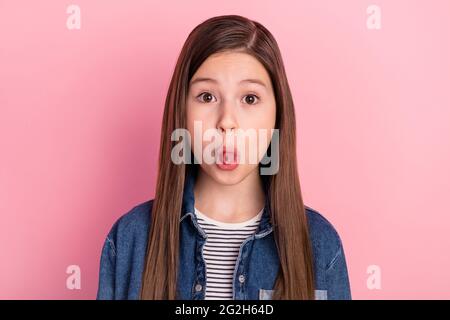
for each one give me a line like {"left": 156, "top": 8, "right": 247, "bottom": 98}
{"left": 216, "top": 99, "right": 238, "bottom": 135}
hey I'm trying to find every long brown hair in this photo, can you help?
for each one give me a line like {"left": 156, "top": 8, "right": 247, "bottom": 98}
{"left": 140, "top": 14, "right": 315, "bottom": 300}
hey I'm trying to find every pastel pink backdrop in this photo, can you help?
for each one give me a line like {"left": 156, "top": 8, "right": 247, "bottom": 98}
{"left": 1, "top": 0, "right": 449, "bottom": 299}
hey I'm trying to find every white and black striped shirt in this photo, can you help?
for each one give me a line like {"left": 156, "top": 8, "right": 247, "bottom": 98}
{"left": 194, "top": 206, "right": 264, "bottom": 300}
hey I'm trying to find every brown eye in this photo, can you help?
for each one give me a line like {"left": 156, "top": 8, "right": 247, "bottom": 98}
{"left": 198, "top": 92, "right": 216, "bottom": 103}
{"left": 243, "top": 94, "right": 259, "bottom": 105}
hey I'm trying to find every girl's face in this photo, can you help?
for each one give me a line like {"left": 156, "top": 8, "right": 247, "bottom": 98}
{"left": 186, "top": 50, "right": 276, "bottom": 185}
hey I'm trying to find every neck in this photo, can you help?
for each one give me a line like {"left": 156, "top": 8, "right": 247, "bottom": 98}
{"left": 193, "top": 168, "right": 265, "bottom": 223}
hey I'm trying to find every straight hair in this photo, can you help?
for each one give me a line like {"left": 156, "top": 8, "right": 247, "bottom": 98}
{"left": 140, "top": 14, "right": 315, "bottom": 300}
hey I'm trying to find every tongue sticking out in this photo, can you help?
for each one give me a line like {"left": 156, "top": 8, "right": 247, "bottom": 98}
{"left": 216, "top": 146, "right": 238, "bottom": 165}
{"left": 223, "top": 151, "right": 236, "bottom": 164}
{"left": 215, "top": 147, "right": 239, "bottom": 170}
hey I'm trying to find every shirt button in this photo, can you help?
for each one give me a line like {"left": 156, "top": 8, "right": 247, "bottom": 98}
{"left": 195, "top": 284, "right": 203, "bottom": 292}
{"left": 238, "top": 274, "right": 245, "bottom": 283}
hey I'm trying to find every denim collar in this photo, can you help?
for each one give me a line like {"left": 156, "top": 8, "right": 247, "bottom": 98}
{"left": 180, "top": 164, "right": 273, "bottom": 237}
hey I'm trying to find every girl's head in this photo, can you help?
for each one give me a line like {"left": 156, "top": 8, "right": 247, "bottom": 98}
{"left": 186, "top": 49, "right": 276, "bottom": 185}
{"left": 141, "top": 15, "right": 314, "bottom": 300}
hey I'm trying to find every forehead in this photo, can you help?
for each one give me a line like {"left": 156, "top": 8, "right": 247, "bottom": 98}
{"left": 190, "top": 51, "right": 271, "bottom": 86}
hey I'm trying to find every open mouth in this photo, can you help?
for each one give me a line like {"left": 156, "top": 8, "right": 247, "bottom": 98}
{"left": 216, "top": 146, "right": 239, "bottom": 170}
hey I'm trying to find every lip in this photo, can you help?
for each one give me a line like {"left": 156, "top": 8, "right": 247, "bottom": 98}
{"left": 216, "top": 146, "right": 239, "bottom": 171}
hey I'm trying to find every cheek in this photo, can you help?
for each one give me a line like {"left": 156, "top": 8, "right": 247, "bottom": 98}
{"left": 242, "top": 106, "right": 276, "bottom": 133}
{"left": 185, "top": 103, "right": 196, "bottom": 133}
{"left": 253, "top": 106, "right": 276, "bottom": 160}
{"left": 186, "top": 106, "right": 203, "bottom": 139}
{"left": 186, "top": 117, "right": 216, "bottom": 161}
{"left": 186, "top": 103, "right": 213, "bottom": 128}
{"left": 238, "top": 126, "right": 275, "bottom": 164}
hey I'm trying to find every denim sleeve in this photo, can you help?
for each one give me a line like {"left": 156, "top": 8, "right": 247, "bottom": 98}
{"left": 325, "top": 243, "right": 352, "bottom": 300}
{"left": 96, "top": 232, "right": 117, "bottom": 299}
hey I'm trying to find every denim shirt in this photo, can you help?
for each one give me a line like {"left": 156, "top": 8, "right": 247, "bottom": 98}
{"left": 96, "top": 168, "right": 351, "bottom": 300}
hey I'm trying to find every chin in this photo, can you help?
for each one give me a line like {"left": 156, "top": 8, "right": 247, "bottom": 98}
{"left": 209, "top": 165, "right": 249, "bottom": 186}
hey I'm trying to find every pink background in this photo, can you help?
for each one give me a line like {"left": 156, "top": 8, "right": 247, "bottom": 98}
{"left": 1, "top": 0, "right": 449, "bottom": 299}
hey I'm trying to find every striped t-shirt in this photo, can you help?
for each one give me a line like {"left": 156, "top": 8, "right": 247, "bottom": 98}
{"left": 194, "top": 206, "right": 264, "bottom": 300}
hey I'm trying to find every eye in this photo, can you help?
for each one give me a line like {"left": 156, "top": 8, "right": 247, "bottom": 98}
{"left": 242, "top": 94, "right": 260, "bottom": 105}
{"left": 196, "top": 92, "right": 217, "bottom": 103}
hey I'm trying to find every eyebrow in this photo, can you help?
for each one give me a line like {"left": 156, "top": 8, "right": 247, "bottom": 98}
{"left": 189, "top": 77, "right": 268, "bottom": 88}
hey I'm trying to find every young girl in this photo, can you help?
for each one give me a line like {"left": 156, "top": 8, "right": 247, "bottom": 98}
{"left": 97, "top": 15, "right": 351, "bottom": 300}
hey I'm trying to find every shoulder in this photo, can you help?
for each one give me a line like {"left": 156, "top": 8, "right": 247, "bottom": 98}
{"left": 106, "top": 199, "right": 154, "bottom": 245}
{"left": 304, "top": 205, "right": 344, "bottom": 270}
{"left": 97, "top": 199, "right": 154, "bottom": 299}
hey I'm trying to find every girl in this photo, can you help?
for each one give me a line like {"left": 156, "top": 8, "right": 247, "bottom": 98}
{"left": 97, "top": 14, "right": 351, "bottom": 300}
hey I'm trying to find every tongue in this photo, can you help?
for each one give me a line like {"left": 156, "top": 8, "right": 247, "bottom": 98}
{"left": 223, "top": 152, "right": 235, "bottom": 164}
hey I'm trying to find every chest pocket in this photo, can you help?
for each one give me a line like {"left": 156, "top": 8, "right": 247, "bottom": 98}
{"left": 259, "top": 289, "right": 328, "bottom": 300}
